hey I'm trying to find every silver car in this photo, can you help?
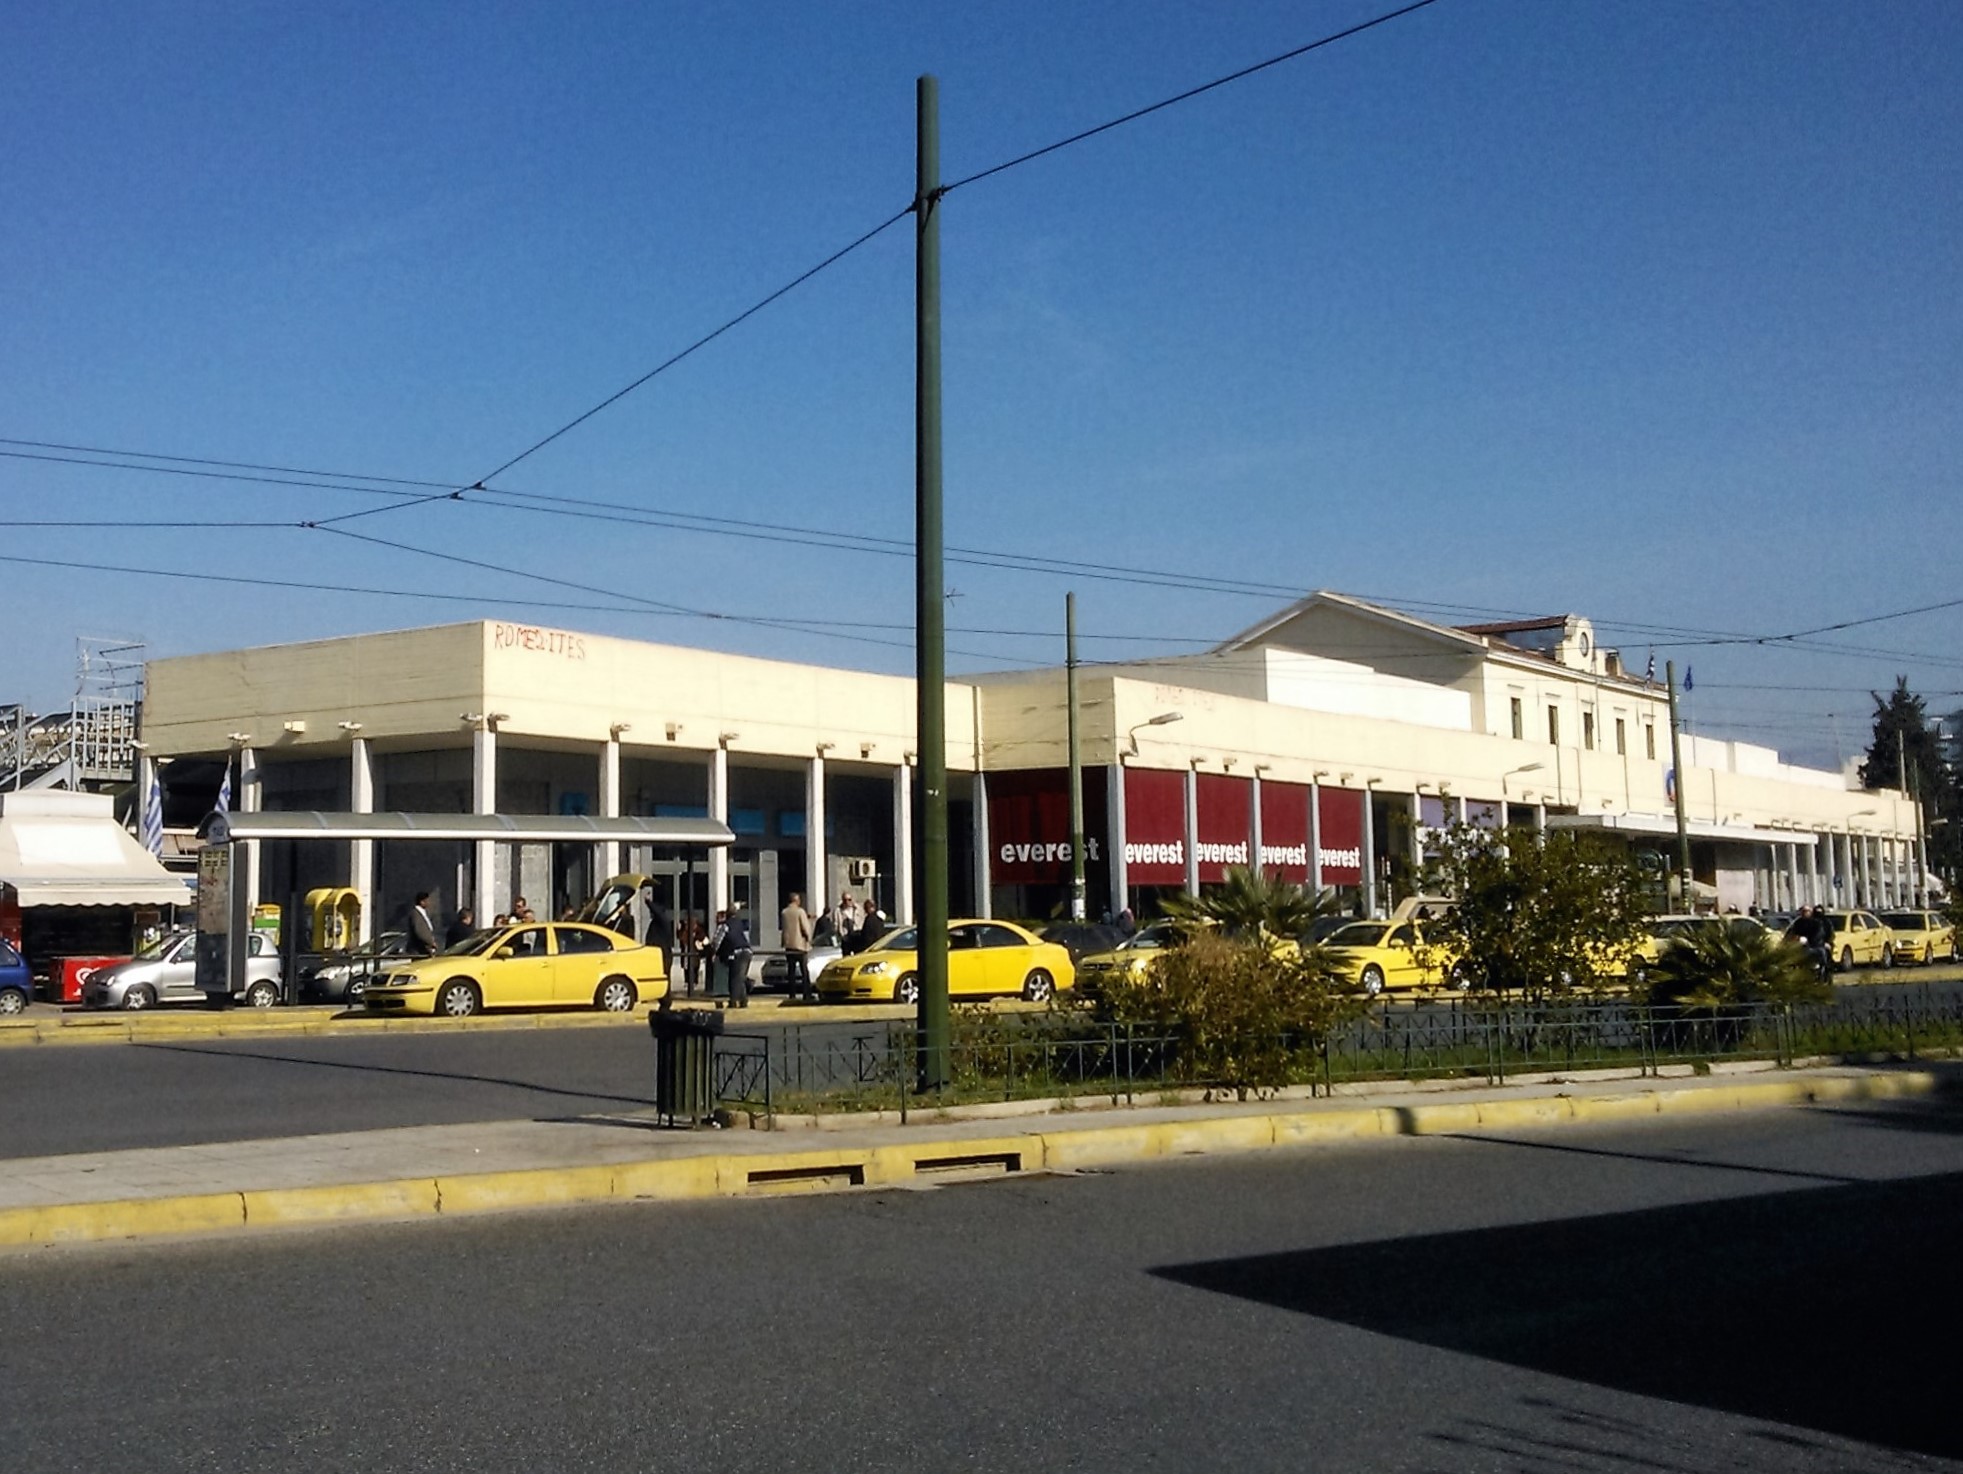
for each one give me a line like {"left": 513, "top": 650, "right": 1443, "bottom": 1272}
{"left": 81, "top": 930, "right": 284, "bottom": 1010}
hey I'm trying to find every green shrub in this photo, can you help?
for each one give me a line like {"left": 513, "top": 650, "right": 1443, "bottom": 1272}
{"left": 1097, "top": 932, "right": 1364, "bottom": 1097}
{"left": 1644, "top": 926, "right": 1831, "bottom": 1009}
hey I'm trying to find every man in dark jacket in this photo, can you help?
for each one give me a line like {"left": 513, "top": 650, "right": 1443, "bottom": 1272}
{"left": 854, "top": 894, "right": 886, "bottom": 953}
{"left": 717, "top": 910, "right": 753, "bottom": 1007}
{"left": 1788, "top": 905, "right": 1832, "bottom": 975}
{"left": 444, "top": 907, "right": 475, "bottom": 947}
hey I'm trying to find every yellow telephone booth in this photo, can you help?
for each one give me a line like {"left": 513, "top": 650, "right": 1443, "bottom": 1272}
{"left": 305, "top": 888, "right": 362, "bottom": 953}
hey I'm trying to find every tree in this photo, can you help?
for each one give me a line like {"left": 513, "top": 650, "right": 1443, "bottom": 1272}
{"left": 1860, "top": 678, "right": 1962, "bottom": 891}
{"left": 1420, "top": 823, "right": 1651, "bottom": 999}
{"left": 1643, "top": 924, "right": 1831, "bottom": 1010}
{"left": 1160, "top": 866, "right": 1344, "bottom": 940}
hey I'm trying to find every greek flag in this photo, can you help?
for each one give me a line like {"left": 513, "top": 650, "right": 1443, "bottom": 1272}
{"left": 215, "top": 760, "right": 232, "bottom": 815}
{"left": 1644, "top": 650, "right": 1655, "bottom": 683}
{"left": 141, "top": 776, "right": 164, "bottom": 856}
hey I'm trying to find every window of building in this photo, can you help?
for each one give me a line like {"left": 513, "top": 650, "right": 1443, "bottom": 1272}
{"left": 1645, "top": 724, "right": 1656, "bottom": 760}
{"left": 1615, "top": 718, "right": 1627, "bottom": 756}
{"left": 1547, "top": 707, "right": 1560, "bottom": 745}
{"left": 1509, "top": 697, "right": 1523, "bottom": 740}
{"left": 1583, "top": 712, "right": 1596, "bottom": 751}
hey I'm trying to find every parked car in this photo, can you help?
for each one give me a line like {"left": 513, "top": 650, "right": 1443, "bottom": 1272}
{"left": 1801, "top": 910, "right": 1894, "bottom": 971}
{"left": 81, "top": 929, "right": 284, "bottom": 1010}
{"left": 361, "top": 921, "right": 668, "bottom": 1017}
{"left": 1074, "top": 920, "right": 1190, "bottom": 1000}
{"left": 1879, "top": 910, "right": 1957, "bottom": 966}
{"left": 757, "top": 916, "right": 845, "bottom": 993}
{"left": 815, "top": 919, "right": 1074, "bottom": 1005}
{"left": 0, "top": 937, "right": 31, "bottom": 1014}
{"left": 302, "top": 930, "right": 411, "bottom": 1005}
{"left": 1321, "top": 919, "right": 1461, "bottom": 996}
{"left": 1037, "top": 920, "right": 1126, "bottom": 962}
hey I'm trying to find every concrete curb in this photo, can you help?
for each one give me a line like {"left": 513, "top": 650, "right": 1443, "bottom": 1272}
{"left": 0, "top": 1067, "right": 1939, "bottom": 1252}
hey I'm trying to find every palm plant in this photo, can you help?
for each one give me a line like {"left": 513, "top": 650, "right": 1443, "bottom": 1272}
{"left": 1644, "top": 925, "right": 1831, "bottom": 1010}
{"left": 1161, "top": 867, "right": 1343, "bottom": 941}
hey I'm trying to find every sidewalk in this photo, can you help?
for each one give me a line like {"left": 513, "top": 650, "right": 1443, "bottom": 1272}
{"left": 0, "top": 1060, "right": 1946, "bottom": 1252}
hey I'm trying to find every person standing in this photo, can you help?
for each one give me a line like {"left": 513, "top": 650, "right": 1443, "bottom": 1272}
{"left": 444, "top": 906, "right": 475, "bottom": 947}
{"left": 855, "top": 893, "right": 886, "bottom": 952}
{"left": 511, "top": 895, "right": 535, "bottom": 923}
{"left": 833, "top": 894, "right": 858, "bottom": 952}
{"left": 780, "top": 892, "right": 814, "bottom": 1000}
{"left": 717, "top": 910, "right": 753, "bottom": 1008}
{"left": 408, "top": 892, "right": 439, "bottom": 956}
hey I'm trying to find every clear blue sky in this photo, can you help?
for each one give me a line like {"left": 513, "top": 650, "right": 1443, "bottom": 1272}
{"left": 5, "top": 0, "right": 1960, "bottom": 769}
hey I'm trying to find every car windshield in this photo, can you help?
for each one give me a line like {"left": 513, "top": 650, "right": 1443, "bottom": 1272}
{"left": 870, "top": 927, "right": 918, "bottom": 953}
{"left": 352, "top": 932, "right": 403, "bottom": 958}
{"left": 1120, "top": 921, "right": 1182, "bottom": 951}
{"left": 436, "top": 929, "right": 501, "bottom": 958}
{"left": 134, "top": 932, "right": 188, "bottom": 960}
{"left": 1880, "top": 913, "right": 1921, "bottom": 929}
{"left": 1328, "top": 922, "right": 1390, "bottom": 947}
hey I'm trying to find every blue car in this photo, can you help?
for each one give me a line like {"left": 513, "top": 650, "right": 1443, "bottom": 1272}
{"left": 0, "top": 937, "right": 30, "bottom": 1014}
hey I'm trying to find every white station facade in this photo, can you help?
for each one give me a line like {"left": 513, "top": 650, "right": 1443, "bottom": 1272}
{"left": 137, "top": 593, "right": 1928, "bottom": 949}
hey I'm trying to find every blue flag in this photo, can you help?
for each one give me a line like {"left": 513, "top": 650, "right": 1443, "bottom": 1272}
{"left": 215, "top": 760, "right": 232, "bottom": 815}
{"left": 1683, "top": 666, "right": 1693, "bottom": 692}
{"left": 141, "top": 776, "right": 164, "bottom": 856}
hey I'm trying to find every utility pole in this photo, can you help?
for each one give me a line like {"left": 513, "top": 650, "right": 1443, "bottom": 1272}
{"left": 914, "top": 74, "right": 950, "bottom": 1091}
{"left": 1066, "top": 592, "right": 1086, "bottom": 920}
{"left": 1667, "top": 661, "right": 1692, "bottom": 908}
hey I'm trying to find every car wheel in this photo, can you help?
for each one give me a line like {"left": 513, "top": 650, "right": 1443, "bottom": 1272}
{"left": 244, "top": 980, "right": 279, "bottom": 1008}
{"left": 1360, "top": 964, "right": 1386, "bottom": 997}
{"left": 122, "top": 985, "right": 156, "bottom": 1011}
{"left": 893, "top": 973, "right": 920, "bottom": 1006}
{"left": 436, "top": 980, "right": 481, "bottom": 1017}
{"left": 0, "top": 987, "right": 25, "bottom": 1015}
{"left": 595, "top": 976, "right": 637, "bottom": 1012}
{"left": 1021, "top": 969, "right": 1055, "bottom": 1003}
{"left": 1839, "top": 947, "right": 1855, "bottom": 973}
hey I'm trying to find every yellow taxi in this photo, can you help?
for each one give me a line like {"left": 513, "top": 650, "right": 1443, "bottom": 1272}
{"left": 1813, "top": 910, "right": 1894, "bottom": 971}
{"left": 363, "top": 922, "right": 668, "bottom": 1017}
{"left": 1321, "top": 919, "right": 1462, "bottom": 996}
{"left": 1074, "top": 920, "right": 1192, "bottom": 999}
{"left": 1879, "top": 910, "right": 1957, "bottom": 966}
{"left": 815, "top": 919, "right": 1074, "bottom": 1004}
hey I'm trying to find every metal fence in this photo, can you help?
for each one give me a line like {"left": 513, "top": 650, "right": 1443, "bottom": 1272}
{"left": 709, "top": 989, "right": 1963, "bottom": 1122}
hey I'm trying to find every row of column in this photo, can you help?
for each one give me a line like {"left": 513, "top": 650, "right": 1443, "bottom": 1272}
{"left": 1767, "top": 831, "right": 1926, "bottom": 911}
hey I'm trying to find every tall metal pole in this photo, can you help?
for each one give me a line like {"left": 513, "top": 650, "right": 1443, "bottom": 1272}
{"left": 914, "top": 75, "right": 950, "bottom": 1090}
{"left": 1066, "top": 592, "right": 1086, "bottom": 920}
{"left": 1667, "top": 661, "right": 1692, "bottom": 907}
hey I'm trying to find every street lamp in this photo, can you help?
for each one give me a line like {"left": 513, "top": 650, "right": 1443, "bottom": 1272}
{"left": 1124, "top": 711, "right": 1183, "bottom": 755}
{"left": 1501, "top": 761, "right": 1544, "bottom": 799}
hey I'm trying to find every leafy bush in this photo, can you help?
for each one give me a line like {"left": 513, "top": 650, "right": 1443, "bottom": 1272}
{"left": 1644, "top": 926, "right": 1832, "bottom": 1010}
{"left": 1097, "top": 931, "right": 1364, "bottom": 1097}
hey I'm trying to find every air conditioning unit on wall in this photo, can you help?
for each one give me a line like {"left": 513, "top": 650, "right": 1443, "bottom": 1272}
{"left": 848, "top": 858, "right": 877, "bottom": 882}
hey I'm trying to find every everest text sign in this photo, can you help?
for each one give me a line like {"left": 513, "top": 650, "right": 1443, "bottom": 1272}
{"left": 987, "top": 768, "right": 1109, "bottom": 886}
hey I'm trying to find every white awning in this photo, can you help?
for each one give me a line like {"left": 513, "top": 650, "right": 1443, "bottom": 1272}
{"left": 0, "top": 796, "right": 194, "bottom": 909}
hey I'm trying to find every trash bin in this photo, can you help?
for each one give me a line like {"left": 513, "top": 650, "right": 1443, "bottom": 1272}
{"left": 650, "top": 1006, "right": 724, "bottom": 1126}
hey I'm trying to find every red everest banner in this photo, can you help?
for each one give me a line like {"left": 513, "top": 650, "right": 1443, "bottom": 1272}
{"left": 1258, "top": 780, "right": 1311, "bottom": 881}
{"left": 1317, "top": 787, "right": 1365, "bottom": 886}
{"left": 1193, "top": 773, "right": 1251, "bottom": 884}
{"left": 987, "top": 768, "right": 1108, "bottom": 886}
{"left": 1123, "top": 768, "right": 1186, "bottom": 885}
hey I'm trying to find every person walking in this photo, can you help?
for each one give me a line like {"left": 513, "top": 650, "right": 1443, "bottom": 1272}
{"left": 444, "top": 906, "right": 475, "bottom": 947}
{"left": 408, "top": 892, "right": 439, "bottom": 956}
{"left": 780, "top": 892, "right": 814, "bottom": 1000}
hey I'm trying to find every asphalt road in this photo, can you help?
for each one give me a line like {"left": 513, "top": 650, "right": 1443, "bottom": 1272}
{"left": 4, "top": 1101, "right": 1959, "bottom": 1472}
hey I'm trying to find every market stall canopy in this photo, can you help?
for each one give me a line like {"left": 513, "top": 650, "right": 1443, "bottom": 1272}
{"left": 200, "top": 811, "right": 735, "bottom": 846}
{"left": 0, "top": 791, "right": 193, "bottom": 908}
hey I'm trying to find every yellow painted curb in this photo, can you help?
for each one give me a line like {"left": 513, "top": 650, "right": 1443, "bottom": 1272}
{"left": 0, "top": 1069, "right": 1944, "bottom": 1251}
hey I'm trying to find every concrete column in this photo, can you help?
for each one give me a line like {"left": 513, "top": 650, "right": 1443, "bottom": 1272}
{"left": 805, "top": 750, "right": 828, "bottom": 920}
{"left": 892, "top": 761, "right": 913, "bottom": 925}
{"left": 597, "top": 736, "right": 621, "bottom": 884}
{"left": 708, "top": 745, "right": 729, "bottom": 919}
{"left": 471, "top": 728, "right": 497, "bottom": 923}
{"left": 1856, "top": 833, "right": 1872, "bottom": 908}
{"left": 1361, "top": 791, "right": 1379, "bottom": 918}
{"left": 971, "top": 770, "right": 991, "bottom": 919}
{"left": 1249, "top": 772, "right": 1264, "bottom": 875}
{"left": 1308, "top": 779, "right": 1323, "bottom": 894}
{"left": 1808, "top": 834, "right": 1824, "bottom": 906}
{"left": 1183, "top": 765, "right": 1200, "bottom": 895}
{"left": 1108, "top": 764, "right": 1129, "bottom": 918}
{"left": 1532, "top": 803, "right": 1546, "bottom": 835}
{"left": 350, "top": 738, "right": 375, "bottom": 943}
{"left": 1784, "top": 843, "right": 1800, "bottom": 911}
{"left": 1409, "top": 793, "right": 1424, "bottom": 873}
{"left": 1453, "top": 794, "right": 1468, "bottom": 827}
{"left": 238, "top": 745, "right": 261, "bottom": 922}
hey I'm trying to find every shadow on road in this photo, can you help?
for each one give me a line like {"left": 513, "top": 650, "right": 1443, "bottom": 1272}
{"left": 146, "top": 1042, "right": 657, "bottom": 1111}
{"left": 1153, "top": 1170, "right": 1963, "bottom": 1459}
